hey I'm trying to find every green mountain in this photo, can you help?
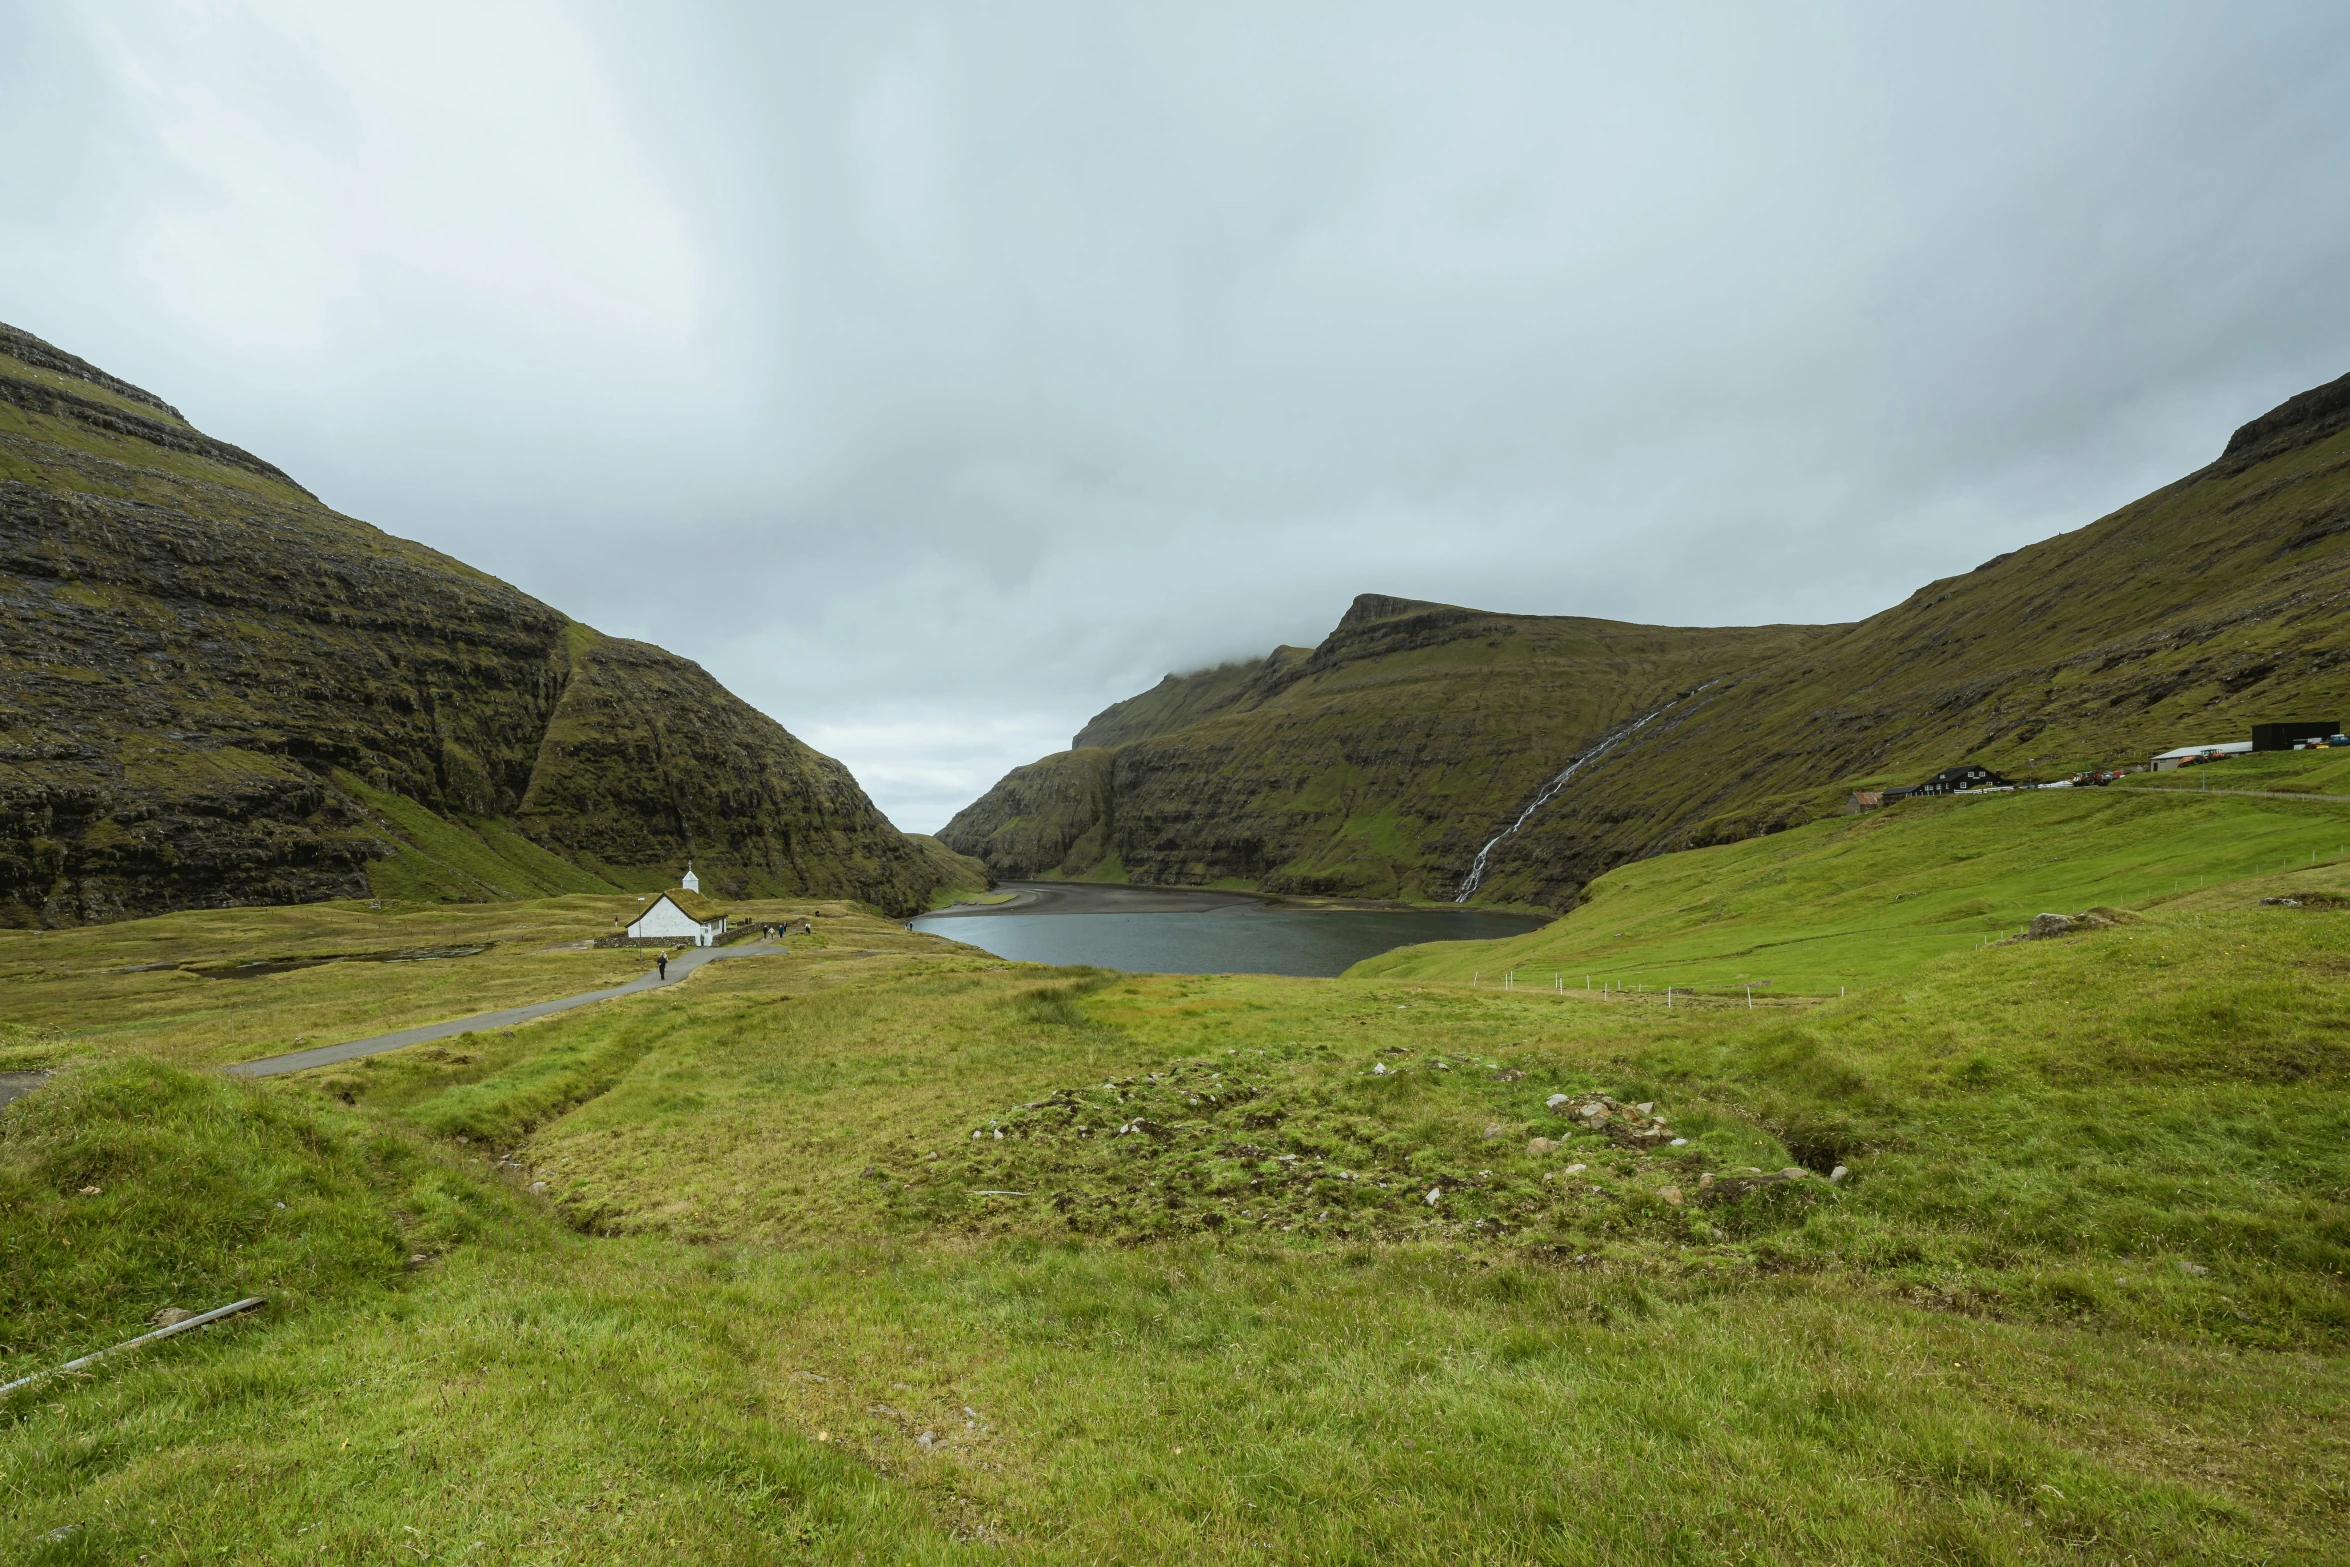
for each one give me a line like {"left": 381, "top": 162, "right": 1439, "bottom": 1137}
{"left": 943, "top": 370, "right": 2350, "bottom": 909}
{"left": 0, "top": 321, "right": 961, "bottom": 924}
{"left": 942, "top": 599, "right": 1824, "bottom": 892}
{"left": 1071, "top": 649, "right": 1311, "bottom": 749}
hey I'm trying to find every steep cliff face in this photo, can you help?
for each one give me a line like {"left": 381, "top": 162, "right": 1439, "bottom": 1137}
{"left": 938, "top": 748, "right": 1118, "bottom": 879}
{"left": 513, "top": 626, "right": 940, "bottom": 904}
{"left": 945, "top": 370, "right": 2350, "bottom": 910}
{"left": 0, "top": 321, "right": 946, "bottom": 923}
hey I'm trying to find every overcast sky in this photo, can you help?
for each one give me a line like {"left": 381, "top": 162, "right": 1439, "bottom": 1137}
{"left": 6, "top": 2, "right": 2350, "bottom": 832}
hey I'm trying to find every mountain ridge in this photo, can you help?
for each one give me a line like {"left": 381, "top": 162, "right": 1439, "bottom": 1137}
{"left": 943, "top": 370, "right": 2350, "bottom": 909}
{"left": 0, "top": 321, "right": 966, "bottom": 924}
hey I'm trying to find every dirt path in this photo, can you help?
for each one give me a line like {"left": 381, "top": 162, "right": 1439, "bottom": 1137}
{"left": 225, "top": 942, "right": 785, "bottom": 1080}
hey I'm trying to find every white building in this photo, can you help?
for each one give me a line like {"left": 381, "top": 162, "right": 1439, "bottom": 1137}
{"left": 681, "top": 863, "right": 700, "bottom": 893}
{"left": 625, "top": 882, "right": 727, "bottom": 946}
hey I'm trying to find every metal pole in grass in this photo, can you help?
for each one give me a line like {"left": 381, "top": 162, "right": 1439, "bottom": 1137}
{"left": 1745, "top": 985, "right": 1753, "bottom": 1009}
{"left": 1, "top": 1298, "right": 265, "bottom": 1398}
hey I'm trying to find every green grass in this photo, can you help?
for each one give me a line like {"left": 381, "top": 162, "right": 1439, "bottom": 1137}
{"left": 336, "top": 771, "right": 621, "bottom": 903}
{"left": 0, "top": 1057, "right": 429, "bottom": 1360}
{"left": 0, "top": 893, "right": 875, "bottom": 1070}
{"left": 3, "top": 841, "right": 2348, "bottom": 1559}
{"left": 1352, "top": 785, "right": 2350, "bottom": 992}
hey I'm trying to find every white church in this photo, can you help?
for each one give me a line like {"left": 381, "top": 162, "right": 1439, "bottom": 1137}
{"left": 623, "top": 864, "right": 729, "bottom": 946}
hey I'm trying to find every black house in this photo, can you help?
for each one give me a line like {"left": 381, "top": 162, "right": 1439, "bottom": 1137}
{"left": 1898, "top": 763, "right": 2010, "bottom": 798}
{"left": 2251, "top": 721, "right": 2341, "bottom": 752}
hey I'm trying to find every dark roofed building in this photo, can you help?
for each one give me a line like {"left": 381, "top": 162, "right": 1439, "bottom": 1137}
{"left": 1884, "top": 763, "right": 2009, "bottom": 802}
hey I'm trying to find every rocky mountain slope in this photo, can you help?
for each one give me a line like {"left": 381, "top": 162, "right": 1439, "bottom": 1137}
{"left": 0, "top": 321, "right": 956, "bottom": 924}
{"left": 943, "top": 599, "right": 1825, "bottom": 896}
{"left": 943, "top": 370, "right": 2350, "bottom": 910}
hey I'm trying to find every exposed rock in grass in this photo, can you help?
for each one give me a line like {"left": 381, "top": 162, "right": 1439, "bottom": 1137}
{"left": 914, "top": 1061, "right": 1816, "bottom": 1253}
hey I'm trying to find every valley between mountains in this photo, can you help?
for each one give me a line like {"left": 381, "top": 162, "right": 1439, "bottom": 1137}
{"left": 3, "top": 330, "right": 2348, "bottom": 1562}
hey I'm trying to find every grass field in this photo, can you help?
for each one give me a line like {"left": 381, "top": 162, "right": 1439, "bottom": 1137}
{"left": 1351, "top": 784, "right": 2350, "bottom": 992}
{"left": 0, "top": 893, "right": 889, "bottom": 1071}
{"left": 3, "top": 823, "right": 2347, "bottom": 1560}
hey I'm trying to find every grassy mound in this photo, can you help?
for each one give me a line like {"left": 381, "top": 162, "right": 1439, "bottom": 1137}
{"left": 0, "top": 1057, "right": 503, "bottom": 1377}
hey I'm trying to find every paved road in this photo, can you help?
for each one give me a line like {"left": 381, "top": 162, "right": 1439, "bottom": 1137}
{"left": 226, "top": 941, "right": 786, "bottom": 1079}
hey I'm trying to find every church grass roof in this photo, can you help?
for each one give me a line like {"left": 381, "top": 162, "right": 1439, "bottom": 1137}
{"left": 648, "top": 887, "right": 726, "bottom": 924}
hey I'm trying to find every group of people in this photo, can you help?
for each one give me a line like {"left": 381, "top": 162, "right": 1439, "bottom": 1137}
{"left": 653, "top": 916, "right": 816, "bottom": 983}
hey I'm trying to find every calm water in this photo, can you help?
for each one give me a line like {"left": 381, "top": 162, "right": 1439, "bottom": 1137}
{"left": 909, "top": 906, "right": 1547, "bottom": 977}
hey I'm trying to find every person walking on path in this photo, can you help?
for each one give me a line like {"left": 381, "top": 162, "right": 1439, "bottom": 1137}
{"left": 657, "top": 952, "right": 668, "bottom": 981}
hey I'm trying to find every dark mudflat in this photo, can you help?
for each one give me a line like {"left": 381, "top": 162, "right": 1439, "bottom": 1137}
{"left": 928, "top": 881, "right": 1272, "bottom": 918}
{"left": 926, "top": 880, "right": 1455, "bottom": 918}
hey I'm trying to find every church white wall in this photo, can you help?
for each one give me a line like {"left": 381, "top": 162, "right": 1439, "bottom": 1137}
{"left": 626, "top": 899, "right": 713, "bottom": 944}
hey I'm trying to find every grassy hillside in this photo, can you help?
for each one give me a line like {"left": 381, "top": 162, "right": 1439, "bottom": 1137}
{"left": 3, "top": 813, "right": 2347, "bottom": 1559}
{"left": 0, "top": 322, "right": 954, "bottom": 922}
{"left": 1443, "top": 368, "right": 2350, "bottom": 909}
{"left": 907, "top": 833, "right": 995, "bottom": 908}
{"left": 935, "top": 747, "right": 1118, "bottom": 879}
{"left": 1353, "top": 782, "right": 2350, "bottom": 992}
{"left": 947, "top": 372, "right": 2350, "bottom": 913}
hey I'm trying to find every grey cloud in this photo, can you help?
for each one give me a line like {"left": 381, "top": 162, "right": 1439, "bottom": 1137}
{"left": 5, "top": 1, "right": 2348, "bottom": 831}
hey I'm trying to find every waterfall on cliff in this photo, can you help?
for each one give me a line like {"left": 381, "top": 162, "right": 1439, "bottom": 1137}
{"left": 1452, "top": 680, "right": 1719, "bottom": 903}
